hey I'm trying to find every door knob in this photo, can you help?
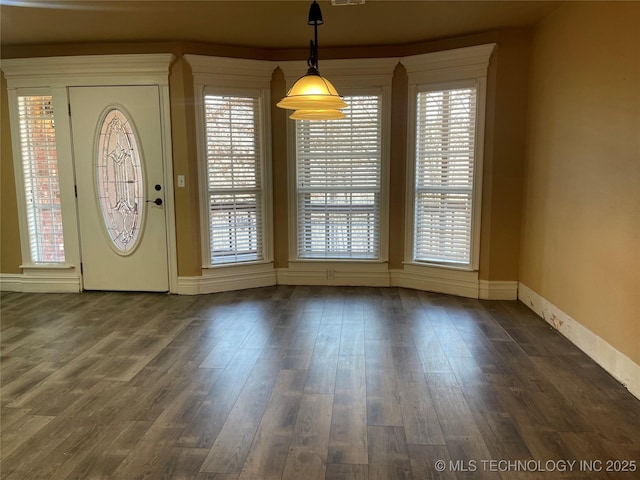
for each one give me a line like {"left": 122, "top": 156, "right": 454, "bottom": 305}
{"left": 147, "top": 198, "right": 163, "bottom": 206}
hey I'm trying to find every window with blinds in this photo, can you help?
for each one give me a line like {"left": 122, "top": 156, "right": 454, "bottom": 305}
{"left": 17, "top": 95, "right": 65, "bottom": 263}
{"left": 296, "top": 94, "right": 382, "bottom": 259}
{"left": 414, "top": 86, "right": 477, "bottom": 266}
{"left": 204, "top": 94, "right": 263, "bottom": 264}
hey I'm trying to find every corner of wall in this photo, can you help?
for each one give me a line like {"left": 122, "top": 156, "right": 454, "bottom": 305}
{"left": 0, "top": 71, "right": 23, "bottom": 274}
{"left": 519, "top": 283, "right": 640, "bottom": 400}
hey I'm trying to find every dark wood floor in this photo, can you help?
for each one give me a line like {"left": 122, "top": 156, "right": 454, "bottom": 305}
{"left": 1, "top": 286, "right": 639, "bottom": 479}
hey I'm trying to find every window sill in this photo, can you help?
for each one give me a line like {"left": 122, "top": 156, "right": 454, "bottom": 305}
{"left": 20, "top": 264, "right": 76, "bottom": 271}
{"left": 202, "top": 259, "right": 273, "bottom": 270}
{"left": 291, "top": 259, "right": 387, "bottom": 264}
{"left": 402, "top": 261, "right": 476, "bottom": 273}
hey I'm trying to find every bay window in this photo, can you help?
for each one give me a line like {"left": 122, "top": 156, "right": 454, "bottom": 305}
{"left": 295, "top": 94, "right": 383, "bottom": 259}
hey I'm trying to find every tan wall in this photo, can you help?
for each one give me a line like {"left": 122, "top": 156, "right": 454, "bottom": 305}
{"left": 520, "top": 2, "right": 640, "bottom": 364}
{"left": 388, "top": 63, "right": 408, "bottom": 269}
{"left": 169, "top": 55, "right": 202, "bottom": 276}
{"left": 0, "top": 31, "right": 531, "bottom": 281}
{"left": 479, "top": 29, "right": 530, "bottom": 281}
{"left": 271, "top": 68, "right": 289, "bottom": 268}
{"left": 1, "top": 72, "right": 22, "bottom": 273}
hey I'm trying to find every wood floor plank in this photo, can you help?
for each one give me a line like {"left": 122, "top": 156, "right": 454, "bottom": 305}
{"left": 324, "top": 463, "right": 368, "bottom": 480}
{"left": 0, "top": 414, "right": 55, "bottom": 460}
{"left": 338, "top": 319, "right": 365, "bottom": 356}
{"left": 176, "top": 347, "right": 262, "bottom": 449}
{"left": 238, "top": 369, "right": 306, "bottom": 480}
{"left": 1, "top": 286, "right": 639, "bottom": 480}
{"left": 445, "top": 436, "right": 497, "bottom": 480}
{"left": 368, "top": 461, "right": 412, "bottom": 480}
{"left": 61, "top": 420, "right": 150, "bottom": 480}
{"left": 1, "top": 416, "right": 79, "bottom": 480}
{"left": 200, "top": 349, "right": 281, "bottom": 474}
{"left": 367, "top": 425, "right": 412, "bottom": 480}
{"left": 367, "top": 425, "right": 409, "bottom": 464}
{"left": 492, "top": 343, "right": 591, "bottom": 433}
{"left": 304, "top": 323, "right": 341, "bottom": 394}
{"left": 365, "top": 365, "right": 403, "bottom": 427}
{"left": 199, "top": 339, "right": 240, "bottom": 369}
{"left": 0, "top": 406, "right": 31, "bottom": 431}
{"left": 195, "top": 474, "right": 239, "bottom": 480}
{"left": 1, "top": 361, "right": 60, "bottom": 405}
{"left": 151, "top": 447, "right": 211, "bottom": 480}
{"left": 458, "top": 378, "right": 532, "bottom": 460}
{"left": 17, "top": 422, "right": 107, "bottom": 480}
{"left": 407, "top": 444, "right": 456, "bottom": 480}
{"left": 427, "top": 373, "right": 485, "bottom": 440}
{"left": 410, "top": 325, "right": 453, "bottom": 374}
{"left": 110, "top": 425, "right": 184, "bottom": 480}
{"left": 328, "top": 355, "right": 368, "bottom": 464}
{"left": 152, "top": 367, "right": 224, "bottom": 429}
{"left": 394, "top": 366, "right": 445, "bottom": 446}
{"left": 0, "top": 352, "right": 41, "bottom": 384}
{"left": 281, "top": 394, "right": 333, "bottom": 480}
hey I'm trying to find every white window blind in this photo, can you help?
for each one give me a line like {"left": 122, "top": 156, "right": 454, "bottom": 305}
{"left": 296, "top": 94, "right": 382, "bottom": 259}
{"left": 204, "top": 94, "right": 263, "bottom": 264}
{"left": 17, "top": 95, "right": 65, "bottom": 263}
{"left": 414, "top": 86, "right": 477, "bottom": 265}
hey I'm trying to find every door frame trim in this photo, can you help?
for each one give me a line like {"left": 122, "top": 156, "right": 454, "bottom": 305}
{"left": 2, "top": 54, "right": 178, "bottom": 292}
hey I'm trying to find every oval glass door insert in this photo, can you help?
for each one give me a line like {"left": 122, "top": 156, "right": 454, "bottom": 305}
{"left": 97, "top": 108, "right": 144, "bottom": 254}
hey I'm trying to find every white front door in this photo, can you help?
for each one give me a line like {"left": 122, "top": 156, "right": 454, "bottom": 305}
{"left": 70, "top": 86, "right": 169, "bottom": 291}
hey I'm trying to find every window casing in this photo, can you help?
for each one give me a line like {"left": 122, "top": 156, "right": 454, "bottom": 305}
{"left": 413, "top": 83, "right": 477, "bottom": 266}
{"left": 204, "top": 93, "right": 264, "bottom": 264}
{"left": 17, "top": 94, "right": 65, "bottom": 263}
{"left": 404, "top": 44, "right": 494, "bottom": 271}
{"left": 295, "top": 93, "right": 383, "bottom": 259}
{"left": 186, "top": 55, "right": 274, "bottom": 271}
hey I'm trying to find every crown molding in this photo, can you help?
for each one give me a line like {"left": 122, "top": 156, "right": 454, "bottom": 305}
{"left": 401, "top": 43, "right": 496, "bottom": 84}
{"left": 1, "top": 54, "right": 175, "bottom": 88}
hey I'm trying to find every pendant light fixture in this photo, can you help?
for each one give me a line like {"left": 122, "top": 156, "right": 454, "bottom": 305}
{"left": 277, "top": 0, "right": 347, "bottom": 120}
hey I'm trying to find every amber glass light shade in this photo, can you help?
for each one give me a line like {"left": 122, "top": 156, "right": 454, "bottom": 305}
{"left": 277, "top": 0, "right": 346, "bottom": 119}
{"left": 289, "top": 109, "right": 346, "bottom": 120}
{"left": 276, "top": 71, "right": 347, "bottom": 111}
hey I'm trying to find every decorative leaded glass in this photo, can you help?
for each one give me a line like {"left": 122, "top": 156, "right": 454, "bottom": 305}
{"left": 97, "top": 108, "right": 144, "bottom": 253}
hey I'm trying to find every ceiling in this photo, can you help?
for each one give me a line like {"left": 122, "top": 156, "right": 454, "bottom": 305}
{"left": 1, "top": 1, "right": 560, "bottom": 50}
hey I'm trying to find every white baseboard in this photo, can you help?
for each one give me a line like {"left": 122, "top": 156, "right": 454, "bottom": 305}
{"left": 1, "top": 262, "right": 518, "bottom": 303}
{"left": 277, "top": 261, "right": 390, "bottom": 287}
{"left": 391, "top": 266, "right": 516, "bottom": 300}
{"left": 0, "top": 274, "right": 24, "bottom": 292}
{"left": 391, "top": 264, "right": 480, "bottom": 298}
{"left": 0, "top": 272, "right": 81, "bottom": 293}
{"left": 175, "top": 262, "right": 276, "bottom": 295}
{"left": 479, "top": 279, "right": 519, "bottom": 300}
{"left": 276, "top": 263, "right": 517, "bottom": 299}
{"left": 518, "top": 282, "right": 640, "bottom": 400}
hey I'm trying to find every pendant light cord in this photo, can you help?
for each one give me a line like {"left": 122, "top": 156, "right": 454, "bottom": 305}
{"left": 307, "top": 0, "right": 323, "bottom": 73}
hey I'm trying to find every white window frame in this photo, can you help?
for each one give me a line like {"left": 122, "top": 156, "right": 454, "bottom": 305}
{"left": 186, "top": 55, "right": 274, "bottom": 273}
{"left": 4, "top": 82, "right": 79, "bottom": 283}
{"left": 295, "top": 89, "right": 384, "bottom": 260}
{"left": 403, "top": 44, "right": 495, "bottom": 272}
{"left": 201, "top": 91, "right": 265, "bottom": 265}
{"left": 280, "top": 57, "right": 397, "bottom": 268}
{"left": 3, "top": 54, "right": 177, "bottom": 293}
{"left": 12, "top": 89, "right": 68, "bottom": 265}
